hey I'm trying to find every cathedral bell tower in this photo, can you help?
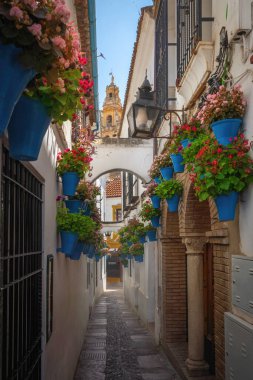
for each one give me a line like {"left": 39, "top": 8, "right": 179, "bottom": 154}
{"left": 101, "top": 74, "right": 122, "bottom": 138}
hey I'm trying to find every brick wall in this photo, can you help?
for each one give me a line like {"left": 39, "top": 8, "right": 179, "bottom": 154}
{"left": 161, "top": 174, "right": 232, "bottom": 379}
{"left": 161, "top": 202, "right": 187, "bottom": 344}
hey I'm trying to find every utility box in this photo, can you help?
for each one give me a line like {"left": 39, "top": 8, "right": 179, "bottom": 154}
{"left": 225, "top": 312, "right": 253, "bottom": 380}
{"left": 227, "top": 0, "right": 252, "bottom": 43}
{"left": 232, "top": 256, "right": 253, "bottom": 314}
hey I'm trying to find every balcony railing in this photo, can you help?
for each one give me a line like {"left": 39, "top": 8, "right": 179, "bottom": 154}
{"left": 177, "top": 0, "right": 214, "bottom": 84}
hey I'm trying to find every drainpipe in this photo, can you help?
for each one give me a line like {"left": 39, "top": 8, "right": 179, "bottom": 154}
{"left": 88, "top": 0, "right": 100, "bottom": 132}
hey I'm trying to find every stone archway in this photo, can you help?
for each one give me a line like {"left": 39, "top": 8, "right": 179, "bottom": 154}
{"left": 91, "top": 138, "right": 153, "bottom": 184}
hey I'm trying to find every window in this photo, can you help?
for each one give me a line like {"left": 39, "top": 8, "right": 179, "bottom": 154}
{"left": 176, "top": 0, "right": 213, "bottom": 82}
{"left": 106, "top": 115, "right": 112, "bottom": 127}
{"left": 155, "top": 0, "right": 168, "bottom": 109}
{"left": 109, "top": 92, "right": 112, "bottom": 98}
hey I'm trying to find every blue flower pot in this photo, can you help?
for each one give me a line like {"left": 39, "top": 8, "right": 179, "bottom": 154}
{"left": 127, "top": 254, "right": 132, "bottom": 260}
{"left": 70, "top": 241, "right": 84, "bottom": 260}
{"left": 61, "top": 172, "right": 80, "bottom": 196}
{"left": 60, "top": 231, "right": 78, "bottom": 256}
{"left": 151, "top": 215, "right": 160, "bottom": 228}
{"left": 146, "top": 230, "right": 157, "bottom": 242}
{"left": 211, "top": 118, "right": 242, "bottom": 146}
{"left": 181, "top": 139, "right": 193, "bottom": 149}
{"left": 88, "top": 252, "right": 95, "bottom": 259}
{"left": 83, "top": 243, "right": 91, "bottom": 255}
{"left": 150, "top": 195, "right": 161, "bottom": 209}
{"left": 138, "top": 235, "right": 146, "bottom": 244}
{"left": 154, "top": 177, "right": 162, "bottom": 184}
{"left": 170, "top": 153, "right": 185, "bottom": 173}
{"left": 65, "top": 200, "right": 83, "bottom": 214}
{"left": 214, "top": 191, "right": 239, "bottom": 222}
{"left": 166, "top": 194, "right": 180, "bottom": 212}
{"left": 8, "top": 96, "right": 51, "bottom": 161}
{"left": 95, "top": 254, "right": 100, "bottom": 262}
{"left": 160, "top": 166, "right": 174, "bottom": 180}
{"left": 134, "top": 255, "right": 144, "bottom": 263}
{"left": 0, "top": 44, "right": 36, "bottom": 135}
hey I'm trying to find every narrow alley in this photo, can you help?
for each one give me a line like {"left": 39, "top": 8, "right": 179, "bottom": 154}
{"left": 74, "top": 285, "right": 181, "bottom": 380}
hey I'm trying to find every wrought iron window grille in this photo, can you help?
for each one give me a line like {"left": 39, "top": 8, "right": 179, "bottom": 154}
{"left": 177, "top": 0, "right": 214, "bottom": 84}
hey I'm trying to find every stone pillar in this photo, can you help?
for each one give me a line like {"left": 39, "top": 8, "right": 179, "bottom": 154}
{"left": 183, "top": 237, "right": 209, "bottom": 376}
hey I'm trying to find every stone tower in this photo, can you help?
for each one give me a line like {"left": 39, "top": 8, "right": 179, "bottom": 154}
{"left": 101, "top": 74, "right": 122, "bottom": 138}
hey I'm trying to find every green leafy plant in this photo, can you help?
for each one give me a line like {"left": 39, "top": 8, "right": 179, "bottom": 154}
{"left": 144, "top": 181, "right": 158, "bottom": 197}
{"left": 0, "top": 0, "right": 80, "bottom": 72}
{"left": 148, "top": 152, "right": 172, "bottom": 179}
{"left": 118, "top": 218, "right": 143, "bottom": 244}
{"left": 172, "top": 118, "right": 206, "bottom": 143}
{"left": 155, "top": 179, "right": 183, "bottom": 199}
{"left": 25, "top": 68, "right": 94, "bottom": 124}
{"left": 56, "top": 147, "right": 92, "bottom": 178}
{"left": 139, "top": 200, "right": 161, "bottom": 222}
{"left": 189, "top": 135, "right": 253, "bottom": 201}
{"left": 182, "top": 133, "right": 210, "bottom": 169}
{"left": 145, "top": 223, "right": 157, "bottom": 232}
{"left": 129, "top": 242, "right": 144, "bottom": 256}
{"left": 56, "top": 207, "right": 97, "bottom": 241}
{"left": 197, "top": 85, "right": 246, "bottom": 127}
{"left": 74, "top": 181, "right": 100, "bottom": 201}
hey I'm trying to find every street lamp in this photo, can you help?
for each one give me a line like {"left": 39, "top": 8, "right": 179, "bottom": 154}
{"left": 127, "top": 75, "right": 184, "bottom": 139}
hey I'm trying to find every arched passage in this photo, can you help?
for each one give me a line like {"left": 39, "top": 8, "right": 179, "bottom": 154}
{"left": 92, "top": 138, "right": 153, "bottom": 184}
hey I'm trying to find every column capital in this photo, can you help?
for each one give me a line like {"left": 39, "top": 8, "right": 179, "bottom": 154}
{"left": 183, "top": 237, "right": 206, "bottom": 255}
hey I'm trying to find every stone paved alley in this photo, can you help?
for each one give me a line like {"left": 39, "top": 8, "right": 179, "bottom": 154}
{"left": 74, "top": 286, "right": 181, "bottom": 380}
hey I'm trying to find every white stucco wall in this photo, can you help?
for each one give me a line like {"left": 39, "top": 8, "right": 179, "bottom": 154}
{"left": 29, "top": 125, "right": 106, "bottom": 380}
{"left": 120, "top": 8, "right": 155, "bottom": 138}
{"left": 124, "top": 241, "right": 157, "bottom": 329}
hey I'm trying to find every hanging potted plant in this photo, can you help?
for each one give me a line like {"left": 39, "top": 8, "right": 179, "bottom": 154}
{"left": 172, "top": 118, "right": 206, "bottom": 148}
{"left": 129, "top": 242, "right": 144, "bottom": 263}
{"left": 145, "top": 224, "right": 157, "bottom": 242}
{"left": 149, "top": 153, "right": 174, "bottom": 181}
{"left": 169, "top": 139, "right": 184, "bottom": 173}
{"left": 56, "top": 147, "right": 93, "bottom": 196}
{"left": 139, "top": 200, "right": 161, "bottom": 227}
{"left": 0, "top": 0, "right": 73, "bottom": 134}
{"left": 189, "top": 135, "right": 253, "bottom": 221}
{"left": 60, "top": 181, "right": 100, "bottom": 215}
{"left": 8, "top": 63, "right": 93, "bottom": 161}
{"left": 148, "top": 159, "right": 163, "bottom": 184}
{"left": 134, "top": 224, "right": 147, "bottom": 244}
{"left": 145, "top": 182, "right": 160, "bottom": 209}
{"left": 155, "top": 179, "right": 183, "bottom": 212}
{"left": 182, "top": 133, "right": 210, "bottom": 171}
{"left": 197, "top": 85, "right": 246, "bottom": 146}
{"left": 56, "top": 207, "right": 97, "bottom": 258}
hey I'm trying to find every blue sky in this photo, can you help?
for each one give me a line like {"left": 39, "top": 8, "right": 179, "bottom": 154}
{"left": 96, "top": 0, "right": 153, "bottom": 109}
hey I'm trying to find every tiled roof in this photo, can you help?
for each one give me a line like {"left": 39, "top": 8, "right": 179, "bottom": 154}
{"left": 106, "top": 177, "right": 122, "bottom": 198}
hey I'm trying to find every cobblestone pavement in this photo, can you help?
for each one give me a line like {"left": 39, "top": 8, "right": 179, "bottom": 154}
{"left": 74, "top": 287, "right": 182, "bottom": 380}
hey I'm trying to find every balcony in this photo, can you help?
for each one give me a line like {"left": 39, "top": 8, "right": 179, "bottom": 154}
{"left": 176, "top": 0, "right": 214, "bottom": 107}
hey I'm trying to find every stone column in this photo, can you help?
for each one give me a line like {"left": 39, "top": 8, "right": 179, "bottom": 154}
{"left": 183, "top": 237, "right": 209, "bottom": 376}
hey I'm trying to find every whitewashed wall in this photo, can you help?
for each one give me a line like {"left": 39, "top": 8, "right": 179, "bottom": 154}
{"left": 30, "top": 123, "right": 106, "bottom": 380}
{"left": 124, "top": 241, "right": 157, "bottom": 329}
{"left": 120, "top": 8, "right": 155, "bottom": 138}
